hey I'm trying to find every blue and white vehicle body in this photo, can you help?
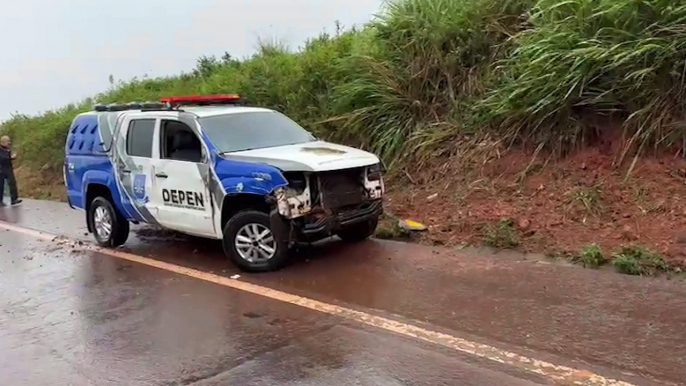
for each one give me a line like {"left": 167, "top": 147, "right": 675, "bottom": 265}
{"left": 64, "top": 96, "right": 384, "bottom": 271}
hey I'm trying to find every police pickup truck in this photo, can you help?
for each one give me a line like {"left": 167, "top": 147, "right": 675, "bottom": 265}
{"left": 64, "top": 95, "right": 384, "bottom": 271}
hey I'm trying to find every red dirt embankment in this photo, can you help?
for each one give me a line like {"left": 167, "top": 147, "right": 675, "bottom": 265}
{"left": 386, "top": 146, "right": 686, "bottom": 267}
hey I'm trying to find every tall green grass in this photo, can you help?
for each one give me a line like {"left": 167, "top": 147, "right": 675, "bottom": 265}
{"left": 485, "top": 0, "right": 686, "bottom": 155}
{"left": 2, "top": 0, "right": 686, "bottom": 187}
{"left": 329, "top": 0, "right": 530, "bottom": 164}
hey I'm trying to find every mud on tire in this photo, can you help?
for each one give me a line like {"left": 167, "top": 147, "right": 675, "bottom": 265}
{"left": 88, "top": 197, "right": 130, "bottom": 247}
{"left": 222, "top": 210, "right": 289, "bottom": 272}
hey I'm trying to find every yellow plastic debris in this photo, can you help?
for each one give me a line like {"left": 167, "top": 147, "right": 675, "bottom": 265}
{"left": 399, "top": 219, "right": 427, "bottom": 231}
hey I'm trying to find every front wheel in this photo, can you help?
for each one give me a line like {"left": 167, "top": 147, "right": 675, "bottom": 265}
{"left": 337, "top": 218, "right": 378, "bottom": 243}
{"left": 222, "top": 210, "right": 289, "bottom": 272}
{"left": 89, "top": 197, "right": 130, "bottom": 247}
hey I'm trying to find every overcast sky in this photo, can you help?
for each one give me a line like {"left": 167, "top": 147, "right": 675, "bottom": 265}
{"left": 0, "top": 0, "right": 383, "bottom": 121}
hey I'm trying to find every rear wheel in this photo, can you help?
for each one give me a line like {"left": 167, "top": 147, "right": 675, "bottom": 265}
{"left": 222, "top": 210, "right": 289, "bottom": 272}
{"left": 89, "top": 197, "right": 130, "bottom": 247}
{"left": 337, "top": 218, "right": 378, "bottom": 243}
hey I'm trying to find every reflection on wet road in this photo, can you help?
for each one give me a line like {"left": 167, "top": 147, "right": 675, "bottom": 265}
{"left": 0, "top": 232, "right": 547, "bottom": 385}
{"left": 2, "top": 200, "right": 685, "bottom": 385}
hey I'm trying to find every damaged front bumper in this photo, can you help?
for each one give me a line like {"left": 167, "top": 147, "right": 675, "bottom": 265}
{"left": 273, "top": 165, "right": 384, "bottom": 220}
{"left": 270, "top": 200, "right": 383, "bottom": 244}
{"left": 299, "top": 200, "right": 383, "bottom": 237}
{"left": 269, "top": 165, "right": 385, "bottom": 244}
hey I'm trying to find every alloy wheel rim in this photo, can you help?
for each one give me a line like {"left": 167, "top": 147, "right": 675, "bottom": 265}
{"left": 94, "top": 206, "right": 113, "bottom": 240}
{"left": 235, "top": 223, "right": 276, "bottom": 263}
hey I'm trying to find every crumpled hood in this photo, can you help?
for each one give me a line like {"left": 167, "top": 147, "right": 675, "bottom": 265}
{"left": 220, "top": 141, "right": 380, "bottom": 172}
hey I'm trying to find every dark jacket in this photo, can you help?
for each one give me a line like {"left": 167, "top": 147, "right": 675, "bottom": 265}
{"left": 0, "top": 146, "right": 12, "bottom": 172}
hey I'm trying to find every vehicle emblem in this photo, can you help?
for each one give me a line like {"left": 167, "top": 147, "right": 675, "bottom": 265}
{"left": 252, "top": 172, "right": 271, "bottom": 181}
{"left": 236, "top": 182, "right": 244, "bottom": 192}
{"left": 133, "top": 174, "right": 149, "bottom": 203}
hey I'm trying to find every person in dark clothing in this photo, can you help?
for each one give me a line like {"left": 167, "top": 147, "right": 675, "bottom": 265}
{"left": 0, "top": 135, "right": 22, "bottom": 206}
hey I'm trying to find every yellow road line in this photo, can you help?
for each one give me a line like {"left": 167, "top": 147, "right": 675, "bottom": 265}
{"left": 0, "top": 221, "right": 636, "bottom": 386}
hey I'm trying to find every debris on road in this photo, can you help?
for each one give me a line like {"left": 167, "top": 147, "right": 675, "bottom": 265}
{"left": 399, "top": 219, "right": 428, "bottom": 232}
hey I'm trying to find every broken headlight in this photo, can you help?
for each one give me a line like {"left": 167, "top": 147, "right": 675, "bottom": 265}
{"left": 367, "top": 162, "right": 385, "bottom": 181}
{"left": 283, "top": 171, "right": 308, "bottom": 193}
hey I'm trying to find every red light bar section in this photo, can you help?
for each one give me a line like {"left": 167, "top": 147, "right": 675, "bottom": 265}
{"left": 160, "top": 94, "right": 242, "bottom": 105}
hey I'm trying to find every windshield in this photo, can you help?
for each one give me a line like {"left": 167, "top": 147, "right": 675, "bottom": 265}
{"left": 199, "top": 111, "right": 316, "bottom": 153}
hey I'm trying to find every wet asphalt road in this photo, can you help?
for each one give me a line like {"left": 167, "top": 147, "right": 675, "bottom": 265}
{"left": 2, "top": 200, "right": 686, "bottom": 385}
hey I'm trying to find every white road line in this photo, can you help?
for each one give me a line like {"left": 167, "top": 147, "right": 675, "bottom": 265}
{"left": 0, "top": 221, "right": 635, "bottom": 386}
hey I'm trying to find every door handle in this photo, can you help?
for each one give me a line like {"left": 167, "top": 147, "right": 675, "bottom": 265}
{"left": 121, "top": 169, "right": 131, "bottom": 174}
{"left": 155, "top": 172, "right": 168, "bottom": 178}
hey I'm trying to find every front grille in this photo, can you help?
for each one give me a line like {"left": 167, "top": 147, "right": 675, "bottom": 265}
{"left": 317, "top": 168, "right": 365, "bottom": 209}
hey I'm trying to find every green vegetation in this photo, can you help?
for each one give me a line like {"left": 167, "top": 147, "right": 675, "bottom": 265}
{"left": 612, "top": 246, "right": 669, "bottom": 276}
{"left": 374, "top": 213, "right": 412, "bottom": 240}
{"left": 3, "top": 0, "right": 686, "bottom": 185}
{"left": 578, "top": 243, "right": 606, "bottom": 268}
{"left": 374, "top": 222, "right": 412, "bottom": 240}
{"left": 485, "top": 0, "right": 686, "bottom": 153}
{"left": 570, "top": 186, "right": 604, "bottom": 217}
{"left": 374, "top": 226, "right": 398, "bottom": 240}
{"left": 483, "top": 218, "right": 520, "bottom": 249}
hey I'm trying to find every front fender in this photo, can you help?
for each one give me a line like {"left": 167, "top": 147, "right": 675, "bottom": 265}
{"left": 214, "top": 156, "right": 289, "bottom": 196}
{"left": 221, "top": 176, "right": 287, "bottom": 196}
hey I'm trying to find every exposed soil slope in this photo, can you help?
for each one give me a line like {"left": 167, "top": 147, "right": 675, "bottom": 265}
{"left": 385, "top": 147, "right": 686, "bottom": 267}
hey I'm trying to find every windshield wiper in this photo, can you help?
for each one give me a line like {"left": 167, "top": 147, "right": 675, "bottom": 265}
{"left": 221, "top": 148, "right": 255, "bottom": 154}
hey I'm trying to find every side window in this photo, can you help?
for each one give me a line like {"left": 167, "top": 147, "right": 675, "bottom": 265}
{"left": 160, "top": 120, "right": 203, "bottom": 163}
{"left": 126, "top": 119, "right": 156, "bottom": 158}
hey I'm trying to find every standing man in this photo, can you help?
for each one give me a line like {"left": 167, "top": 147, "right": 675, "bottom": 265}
{"left": 0, "top": 135, "right": 22, "bottom": 206}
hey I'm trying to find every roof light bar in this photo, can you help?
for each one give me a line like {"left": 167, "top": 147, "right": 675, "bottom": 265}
{"left": 107, "top": 103, "right": 129, "bottom": 112}
{"left": 91, "top": 94, "right": 245, "bottom": 113}
{"left": 141, "top": 101, "right": 165, "bottom": 109}
{"left": 160, "top": 94, "right": 243, "bottom": 107}
{"left": 93, "top": 101, "right": 168, "bottom": 112}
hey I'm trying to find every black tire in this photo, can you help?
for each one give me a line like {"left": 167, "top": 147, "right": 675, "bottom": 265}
{"left": 337, "top": 218, "right": 379, "bottom": 243}
{"left": 222, "top": 210, "right": 289, "bottom": 272}
{"left": 88, "top": 197, "right": 130, "bottom": 247}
